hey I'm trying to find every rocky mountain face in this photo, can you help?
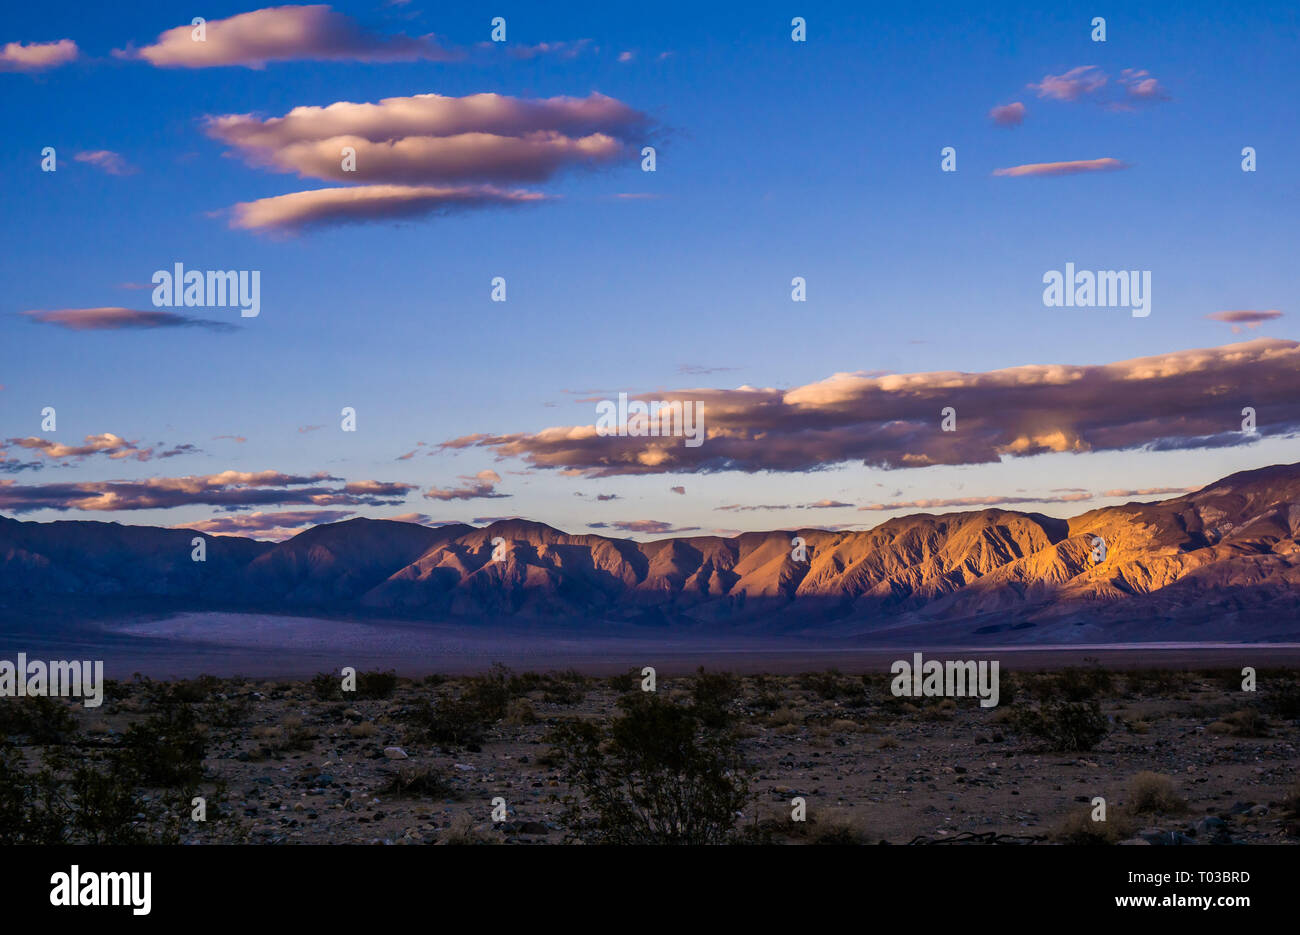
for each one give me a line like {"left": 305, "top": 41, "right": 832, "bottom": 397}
{"left": 3, "top": 462, "right": 1299, "bottom": 641}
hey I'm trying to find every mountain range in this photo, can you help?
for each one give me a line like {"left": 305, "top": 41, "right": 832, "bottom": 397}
{"left": 3, "top": 461, "right": 1300, "bottom": 643}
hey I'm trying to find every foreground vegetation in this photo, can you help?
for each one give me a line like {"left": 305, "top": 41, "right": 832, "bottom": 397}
{"left": 1, "top": 664, "right": 1298, "bottom": 845}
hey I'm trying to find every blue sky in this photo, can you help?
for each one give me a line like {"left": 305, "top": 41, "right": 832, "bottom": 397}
{"left": 1, "top": 1, "right": 1298, "bottom": 539}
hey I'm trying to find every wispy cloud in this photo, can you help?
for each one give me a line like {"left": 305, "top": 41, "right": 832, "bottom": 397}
{"left": 74, "top": 150, "right": 136, "bottom": 175}
{"left": 424, "top": 469, "right": 508, "bottom": 501}
{"left": 677, "top": 364, "right": 738, "bottom": 375}
{"left": 1028, "top": 65, "right": 1107, "bottom": 101}
{"left": 230, "top": 184, "right": 546, "bottom": 232}
{"left": 1119, "top": 68, "right": 1170, "bottom": 102}
{"left": 120, "top": 4, "right": 459, "bottom": 68}
{"left": 1206, "top": 309, "right": 1282, "bottom": 334}
{"left": 3, "top": 433, "right": 174, "bottom": 463}
{"left": 22, "top": 307, "right": 235, "bottom": 331}
{"left": 176, "top": 509, "right": 355, "bottom": 540}
{"left": 717, "top": 499, "right": 852, "bottom": 512}
{"left": 1101, "top": 486, "right": 1196, "bottom": 498}
{"left": 587, "top": 519, "right": 700, "bottom": 535}
{"left": 858, "top": 493, "right": 1094, "bottom": 512}
{"left": 993, "top": 157, "right": 1127, "bottom": 178}
{"left": 506, "top": 39, "right": 593, "bottom": 60}
{"left": 989, "top": 102, "right": 1025, "bottom": 127}
{"left": 1024, "top": 65, "right": 1169, "bottom": 112}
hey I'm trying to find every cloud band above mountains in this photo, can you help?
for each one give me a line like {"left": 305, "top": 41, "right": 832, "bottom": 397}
{"left": 439, "top": 339, "right": 1300, "bottom": 477}
{"left": 0, "top": 471, "right": 416, "bottom": 513}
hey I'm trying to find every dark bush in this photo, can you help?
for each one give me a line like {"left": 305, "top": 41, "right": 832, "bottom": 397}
{"left": 1262, "top": 680, "right": 1300, "bottom": 720}
{"left": 461, "top": 664, "right": 515, "bottom": 720}
{"left": 355, "top": 670, "right": 398, "bottom": 700}
{"left": 1014, "top": 700, "right": 1109, "bottom": 752}
{"left": 691, "top": 667, "right": 740, "bottom": 728}
{"left": 121, "top": 704, "right": 206, "bottom": 786}
{"left": 548, "top": 692, "right": 750, "bottom": 844}
{"left": 0, "top": 747, "right": 180, "bottom": 845}
{"left": 607, "top": 668, "right": 641, "bottom": 693}
{"left": 402, "top": 697, "right": 488, "bottom": 748}
{"left": 0, "top": 697, "right": 78, "bottom": 745}
{"left": 311, "top": 672, "right": 342, "bottom": 700}
{"left": 541, "top": 670, "right": 588, "bottom": 706}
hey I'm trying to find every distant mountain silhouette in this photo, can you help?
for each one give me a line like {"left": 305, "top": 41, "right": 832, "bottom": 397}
{"left": 4, "top": 462, "right": 1300, "bottom": 642}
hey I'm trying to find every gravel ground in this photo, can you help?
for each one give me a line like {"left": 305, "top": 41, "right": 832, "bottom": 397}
{"left": 8, "top": 666, "right": 1298, "bottom": 845}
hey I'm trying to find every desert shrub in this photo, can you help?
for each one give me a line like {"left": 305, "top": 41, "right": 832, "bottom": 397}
{"left": 0, "top": 749, "right": 51, "bottom": 843}
{"left": 145, "top": 675, "right": 221, "bottom": 706}
{"left": 765, "top": 706, "right": 801, "bottom": 728}
{"left": 1129, "top": 771, "right": 1187, "bottom": 814}
{"left": 200, "top": 693, "right": 254, "bottom": 729}
{"left": 992, "top": 672, "right": 1022, "bottom": 707}
{"left": 355, "top": 670, "right": 398, "bottom": 700}
{"left": 920, "top": 698, "right": 958, "bottom": 720}
{"left": 607, "top": 669, "right": 640, "bottom": 693}
{"left": 784, "top": 808, "right": 873, "bottom": 845}
{"left": 0, "top": 697, "right": 78, "bottom": 745}
{"left": 1262, "top": 680, "right": 1300, "bottom": 721}
{"left": 1283, "top": 780, "right": 1300, "bottom": 818}
{"left": 310, "top": 672, "right": 342, "bottom": 700}
{"left": 507, "top": 671, "right": 547, "bottom": 694}
{"left": 436, "top": 812, "right": 497, "bottom": 846}
{"left": 1014, "top": 700, "right": 1109, "bottom": 752}
{"left": 1211, "top": 668, "right": 1247, "bottom": 691}
{"left": 1125, "top": 669, "right": 1184, "bottom": 696}
{"left": 548, "top": 692, "right": 750, "bottom": 844}
{"left": 121, "top": 704, "right": 206, "bottom": 786}
{"left": 1208, "top": 707, "right": 1269, "bottom": 737}
{"left": 1054, "top": 665, "right": 1115, "bottom": 702}
{"left": 1053, "top": 806, "right": 1136, "bottom": 844}
{"left": 541, "top": 671, "right": 588, "bottom": 706}
{"left": 402, "top": 697, "right": 489, "bottom": 748}
{"left": 380, "top": 765, "right": 459, "bottom": 799}
{"left": 461, "top": 664, "right": 515, "bottom": 721}
{"left": 799, "top": 670, "right": 847, "bottom": 700}
{"left": 250, "top": 717, "right": 315, "bottom": 757}
{"left": 691, "top": 668, "right": 740, "bottom": 728}
{"left": 0, "top": 747, "right": 181, "bottom": 845}
{"left": 504, "top": 698, "right": 537, "bottom": 725}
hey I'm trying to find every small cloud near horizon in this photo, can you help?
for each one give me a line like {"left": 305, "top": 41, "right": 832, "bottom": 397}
{"left": 1206, "top": 309, "right": 1282, "bottom": 334}
{"left": 993, "top": 158, "right": 1128, "bottom": 178}
{"left": 23, "top": 307, "right": 236, "bottom": 332}
{"left": 425, "top": 469, "right": 508, "bottom": 501}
